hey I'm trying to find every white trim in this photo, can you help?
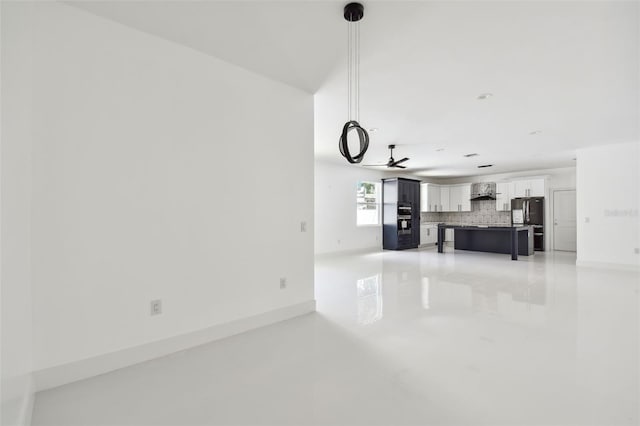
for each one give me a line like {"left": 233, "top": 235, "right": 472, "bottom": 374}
{"left": 576, "top": 260, "right": 639, "bottom": 271}
{"left": 314, "top": 246, "right": 382, "bottom": 258}
{"left": 33, "top": 300, "right": 316, "bottom": 392}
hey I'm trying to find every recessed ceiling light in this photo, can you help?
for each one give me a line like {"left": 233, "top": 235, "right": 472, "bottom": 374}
{"left": 478, "top": 164, "right": 493, "bottom": 168}
{"left": 529, "top": 130, "right": 542, "bottom": 135}
{"left": 436, "top": 148, "right": 445, "bottom": 152}
{"left": 464, "top": 153, "right": 479, "bottom": 157}
{"left": 368, "top": 127, "right": 379, "bottom": 133}
{"left": 477, "top": 93, "right": 493, "bottom": 100}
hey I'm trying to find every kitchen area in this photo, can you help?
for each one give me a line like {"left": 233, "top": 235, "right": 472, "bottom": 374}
{"left": 383, "top": 177, "right": 547, "bottom": 259}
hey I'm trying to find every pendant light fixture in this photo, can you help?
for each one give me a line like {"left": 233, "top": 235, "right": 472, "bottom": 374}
{"left": 339, "top": 2, "right": 369, "bottom": 164}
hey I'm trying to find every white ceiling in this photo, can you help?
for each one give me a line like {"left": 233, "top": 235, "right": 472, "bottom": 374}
{"left": 69, "top": 1, "right": 639, "bottom": 177}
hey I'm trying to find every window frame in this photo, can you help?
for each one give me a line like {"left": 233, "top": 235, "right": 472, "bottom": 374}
{"left": 356, "top": 181, "right": 381, "bottom": 227}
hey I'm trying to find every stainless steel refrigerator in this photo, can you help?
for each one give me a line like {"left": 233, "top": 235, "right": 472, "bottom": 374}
{"left": 511, "top": 197, "right": 544, "bottom": 251}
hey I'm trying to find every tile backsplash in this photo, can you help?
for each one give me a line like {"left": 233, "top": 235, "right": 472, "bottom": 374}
{"left": 421, "top": 199, "right": 510, "bottom": 225}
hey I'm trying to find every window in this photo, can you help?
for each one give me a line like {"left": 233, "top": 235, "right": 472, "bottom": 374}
{"left": 356, "top": 181, "right": 381, "bottom": 226}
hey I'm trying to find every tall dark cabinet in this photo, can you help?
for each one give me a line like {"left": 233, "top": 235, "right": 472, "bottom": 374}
{"left": 382, "top": 178, "right": 421, "bottom": 250}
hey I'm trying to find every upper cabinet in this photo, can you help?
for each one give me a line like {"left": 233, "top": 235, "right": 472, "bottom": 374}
{"left": 496, "top": 182, "right": 511, "bottom": 211}
{"left": 421, "top": 183, "right": 440, "bottom": 212}
{"left": 425, "top": 179, "right": 545, "bottom": 214}
{"left": 421, "top": 183, "right": 471, "bottom": 212}
{"left": 439, "top": 186, "right": 450, "bottom": 212}
{"left": 448, "top": 184, "right": 471, "bottom": 212}
{"left": 528, "top": 179, "right": 545, "bottom": 197}
{"left": 511, "top": 178, "right": 545, "bottom": 198}
{"left": 420, "top": 184, "right": 428, "bottom": 211}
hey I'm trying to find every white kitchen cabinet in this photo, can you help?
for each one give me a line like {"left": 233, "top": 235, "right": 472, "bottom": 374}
{"left": 448, "top": 185, "right": 461, "bottom": 212}
{"left": 445, "top": 228, "right": 455, "bottom": 242}
{"left": 511, "top": 178, "right": 545, "bottom": 198}
{"left": 448, "top": 184, "right": 471, "bottom": 212}
{"left": 528, "top": 179, "right": 545, "bottom": 197}
{"left": 420, "top": 183, "right": 440, "bottom": 212}
{"left": 420, "top": 184, "right": 429, "bottom": 212}
{"left": 422, "top": 183, "right": 472, "bottom": 212}
{"left": 511, "top": 180, "right": 527, "bottom": 198}
{"left": 427, "top": 227, "right": 437, "bottom": 244}
{"left": 460, "top": 184, "right": 471, "bottom": 211}
{"left": 439, "top": 186, "right": 450, "bottom": 212}
{"left": 420, "top": 225, "right": 437, "bottom": 245}
{"left": 496, "top": 182, "right": 511, "bottom": 211}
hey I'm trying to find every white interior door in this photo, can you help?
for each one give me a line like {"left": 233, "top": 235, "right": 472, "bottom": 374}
{"left": 553, "top": 190, "right": 577, "bottom": 252}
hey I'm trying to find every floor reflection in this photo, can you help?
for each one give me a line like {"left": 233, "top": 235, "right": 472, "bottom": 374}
{"left": 421, "top": 277, "right": 430, "bottom": 310}
{"left": 356, "top": 274, "right": 383, "bottom": 325}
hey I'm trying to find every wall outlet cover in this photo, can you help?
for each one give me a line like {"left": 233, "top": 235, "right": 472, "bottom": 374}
{"left": 150, "top": 299, "right": 162, "bottom": 316}
{"left": 280, "top": 278, "right": 287, "bottom": 289}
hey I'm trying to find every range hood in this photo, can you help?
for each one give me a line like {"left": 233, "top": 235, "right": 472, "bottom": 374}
{"left": 470, "top": 182, "right": 496, "bottom": 200}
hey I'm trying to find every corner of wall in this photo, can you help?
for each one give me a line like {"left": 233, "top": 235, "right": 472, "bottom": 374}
{"left": 0, "top": 374, "right": 35, "bottom": 426}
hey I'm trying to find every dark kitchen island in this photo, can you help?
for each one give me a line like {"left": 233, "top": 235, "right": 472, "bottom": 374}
{"left": 437, "top": 224, "right": 534, "bottom": 260}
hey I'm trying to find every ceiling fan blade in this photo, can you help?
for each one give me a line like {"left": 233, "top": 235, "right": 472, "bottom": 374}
{"left": 393, "top": 165, "right": 407, "bottom": 169}
{"left": 389, "top": 158, "right": 409, "bottom": 168}
{"left": 361, "top": 163, "right": 387, "bottom": 166}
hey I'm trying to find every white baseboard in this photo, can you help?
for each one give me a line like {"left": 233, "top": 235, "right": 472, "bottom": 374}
{"left": 315, "top": 246, "right": 382, "bottom": 258}
{"left": 33, "top": 300, "right": 316, "bottom": 393}
{"left": 1, "top": 373, "right": 34, "bottom": 426}
{"left": 576, "top": 260, "right": 640, "bottom": 271}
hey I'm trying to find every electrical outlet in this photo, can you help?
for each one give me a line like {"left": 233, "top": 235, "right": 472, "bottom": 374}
{"left": 150, "top": 299, "right": 162, "bottom": 316}
{"left": 300, "top": 221, "right": 307, "bottom": 232}
{"left": 337, "top": 239, "right": 341, "bottom": 245}
{"left": 634, "top": 248, "right": 639, "bottom": 254}
{"left": 585, "top": 217, "right": 590, "bottom": 223}
{"left": 280, "top": 277, "right": 287, "bottom": 289}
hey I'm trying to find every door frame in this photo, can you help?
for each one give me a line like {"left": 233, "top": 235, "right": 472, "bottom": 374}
{"left": 549, "top": 187, "right": 577, "bottom": 252}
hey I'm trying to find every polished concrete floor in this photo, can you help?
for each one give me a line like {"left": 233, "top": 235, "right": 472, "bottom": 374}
{"left": 33, "top": 248, "right": 639, "bottom": 425}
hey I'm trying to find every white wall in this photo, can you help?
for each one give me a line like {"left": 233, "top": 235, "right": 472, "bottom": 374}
{"left": 577, "top": 141, "right": 639, "bottom": 267}
{"left": 1, "top": 3, "right": 35, "bottom": 424}
{"left": 315, "top": 160, "right": 391, "bottom": 255}
{"left": 8, "top": 1, "right": 314, "bottom": 377}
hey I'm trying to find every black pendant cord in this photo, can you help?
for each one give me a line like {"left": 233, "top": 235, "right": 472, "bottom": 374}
{"left": 339, "top": 2, "right": 369, "bottom": 164}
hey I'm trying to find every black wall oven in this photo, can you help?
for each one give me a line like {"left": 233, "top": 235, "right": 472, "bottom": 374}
{"left": 397, "top": 203, "right": 413, "bottom": 236}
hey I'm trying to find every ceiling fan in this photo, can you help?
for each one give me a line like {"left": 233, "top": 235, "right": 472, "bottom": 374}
{"left": 363, "top": 144, "right": 410, "bottom": 169}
